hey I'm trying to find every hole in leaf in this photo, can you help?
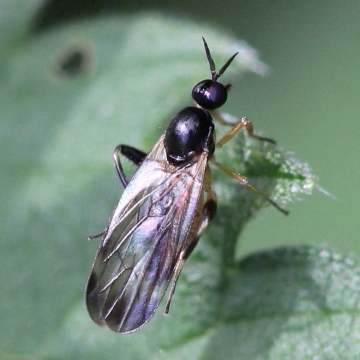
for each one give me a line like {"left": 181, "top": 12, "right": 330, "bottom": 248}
{"left": 51, "top": 44, "right": 92, "bottom": 80}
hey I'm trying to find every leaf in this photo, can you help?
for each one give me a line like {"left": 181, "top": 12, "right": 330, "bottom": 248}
{"left": 205, "top": 246, "right": 360, "bottom": 360}
{"left": 0, "top": 0, "right": 44, "bottom": 50}
{"left": 43, "top": 246, "right": 360, "bottom": 360}
{"left": 0, "top": 7, "right": 321, "bottom": 360}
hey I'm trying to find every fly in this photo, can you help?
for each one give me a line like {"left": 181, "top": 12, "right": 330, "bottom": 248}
{"left": 85, "top": 38, "right": 288, "bottom": 334}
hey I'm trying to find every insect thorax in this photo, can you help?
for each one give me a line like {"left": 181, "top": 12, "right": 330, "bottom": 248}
{"left": 164, "top": 107, "right": 215, "bottom": 166}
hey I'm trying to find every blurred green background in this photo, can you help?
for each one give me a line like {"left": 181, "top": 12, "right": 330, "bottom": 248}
{"left": 1, "top": 0, "right": 360, "bottom": 358}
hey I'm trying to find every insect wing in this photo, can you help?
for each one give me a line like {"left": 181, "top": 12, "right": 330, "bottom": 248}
{"left": 86, "top": 136, "right": 208, "bottom": 333}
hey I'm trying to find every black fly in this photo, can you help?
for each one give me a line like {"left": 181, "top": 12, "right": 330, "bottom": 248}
{"left": 85, "top": 38, "right": 288, "bottom": 334}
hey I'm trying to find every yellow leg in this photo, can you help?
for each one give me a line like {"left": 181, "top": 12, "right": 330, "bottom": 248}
{"left": 210, "top": 159, "right": 289, "bottom": 215}
{"left": 211, "top": 111, "right": 276, "bottom": 147}
{"left": 164, "top": 166, "right": 219, "bottom": 314}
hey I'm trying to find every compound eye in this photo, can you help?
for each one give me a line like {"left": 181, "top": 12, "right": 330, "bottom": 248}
{"left": 192, "top": 79, "right": 228, "bottom": 110}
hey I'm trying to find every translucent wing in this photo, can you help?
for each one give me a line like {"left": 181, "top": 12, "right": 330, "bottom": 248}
{"left": 86, "top": 135, "right": 208, "bottom": 333}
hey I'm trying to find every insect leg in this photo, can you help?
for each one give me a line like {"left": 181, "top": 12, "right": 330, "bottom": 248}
{"left": 194, "top": 165, "right": 217, "bottom": 238}
{"left": 164, "top": 166, "right": 217, "bottom": 314}
{"left": 210, "top": 158, "right": 289, "bottom": 215}
{"left": 163, "top": 212, "right": 212, "bottom": 314}
{"left": 88, "top": 231, "right": 106, "bottom": 240}
{"left": 113, "top": 145, "right": 147, "bottom": 187}
{"left": 182, "top": 166, "right": 217, "bottom": 259}
{"left": 209, "top": 112, "right": 288, "bottom": 214}
{"left": 88, "top": 146, "right": 147, "bottom": 241}
{"left": 212, "top": 111, "right": 276, "bottom": 146}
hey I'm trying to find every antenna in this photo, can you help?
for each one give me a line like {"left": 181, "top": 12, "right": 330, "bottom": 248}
{"left": 202, "top": 37, "right": 238, "bottom": 81}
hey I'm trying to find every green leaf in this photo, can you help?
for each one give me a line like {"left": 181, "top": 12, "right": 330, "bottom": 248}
{"left": 0, "top": 0, "right": 44, "bottom": 50}
{"left": 206, "top": 246, "right": 360, "bottom": 360}
{"left": 43, "top": 246, "right": 360, "bottom": 360}
{"left": 0, "top": 7, "right": 330, "bottom": 360}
